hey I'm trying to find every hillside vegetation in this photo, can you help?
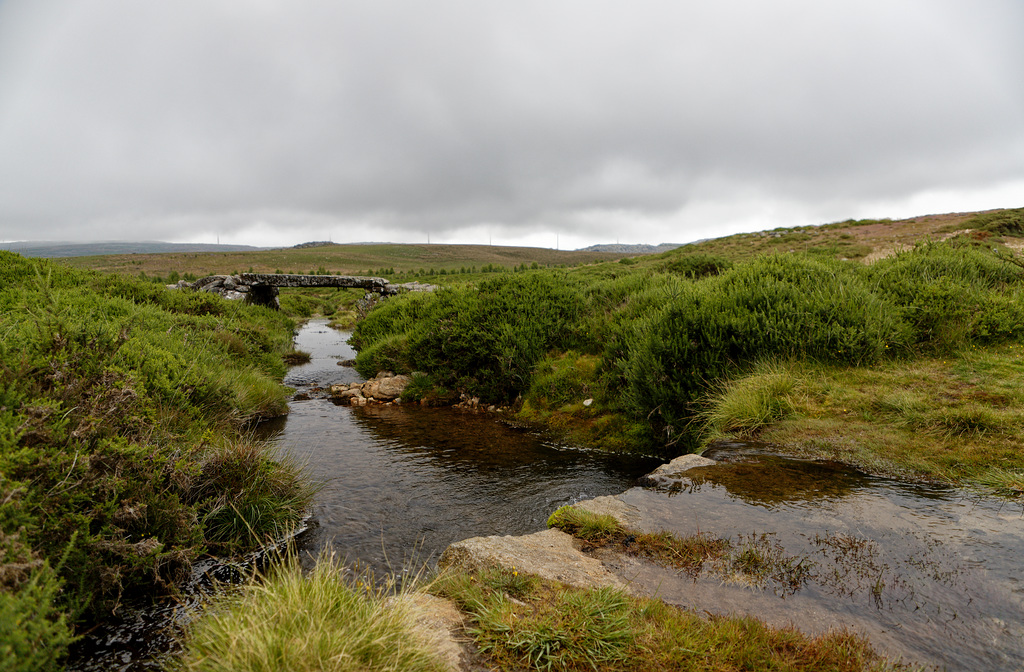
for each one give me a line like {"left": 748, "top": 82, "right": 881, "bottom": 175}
{"left": 0, "top": 252, "right": 315, "bottom": 669}
{"left": 62, "top": 242, "right": 629, "bottom": 281}
{"left": 349, "top": 208, "right": 1024, "bottom": 494}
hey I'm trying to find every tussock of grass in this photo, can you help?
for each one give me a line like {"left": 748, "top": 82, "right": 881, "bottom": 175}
{"left": 546, "top": 505, "right": 623, "bottom": 541}
{"left": 187, "top": 437, "right": 320, "bottom": 553}
{"left": 281, "top": 349, "right": 312, "bottom": 365}
{"left": 977, "top": 468, "right": 1024, "bottom": 498}
{"left": 170, "top": 554, "right": 446, "bottom": 672}
{"left": 701, "top": 360, "right": 799, "bottom": 439}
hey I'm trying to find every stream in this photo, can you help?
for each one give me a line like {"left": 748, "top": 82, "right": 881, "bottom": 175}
{"left": 66, "top": 319, "right": 1024, "bottom": 671}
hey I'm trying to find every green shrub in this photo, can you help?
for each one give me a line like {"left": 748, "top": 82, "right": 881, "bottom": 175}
{"left": 961, "top": 207, "right": 1024, "bottom": 237}
{"left": 0, "top": 531, "right": 76, "bottom": 672}
{"left": 661, "top": 252, "right": 733, "bottom": 279}
{"left": 354, "top": 273, "right": 590, "bottom": 402}
{"left": 523, "top": 351, "right": 601, "bottom": 411}
{"left": 623, "top": 254, "right": 908, "bottom": 446}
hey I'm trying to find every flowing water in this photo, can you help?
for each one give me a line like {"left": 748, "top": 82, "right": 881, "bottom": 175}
{"left": 66, "top": 319, "right": 1024, "bottom": 670}
{"left": 614, "top": 445, "right": 1024, "bottom": 670}
{"left": 260, "top": 320, "right": 662, "bottom": 573}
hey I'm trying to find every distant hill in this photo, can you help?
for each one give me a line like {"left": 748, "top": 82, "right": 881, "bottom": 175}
{"left": 576, "top": 243, "right": 684, "bottom": 254}
{"left": 0, "top": 241, "right": 265, "bottom": 258}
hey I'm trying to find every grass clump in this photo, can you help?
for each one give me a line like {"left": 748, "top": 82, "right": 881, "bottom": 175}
{"left": 171, "top": 554, "right": 446, "bottom": 672}
{"left": 700, "top": 360, "right": 799, "bottom": 439}
{"left": 546, "top": 506, "right": 623, "bottom": 542}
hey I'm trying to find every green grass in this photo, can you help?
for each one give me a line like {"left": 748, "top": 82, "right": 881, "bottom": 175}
{"left": 700, "top": 343, "right": 1024, "bottom": 488}
{"left": 170, "top": 554, "right": 447, "bottom": 672}
{"left": 699, "top": 360, "right": 799, "bottom": 438}
{"left": 61, "top": 243, "right": 628, "bottom": 282}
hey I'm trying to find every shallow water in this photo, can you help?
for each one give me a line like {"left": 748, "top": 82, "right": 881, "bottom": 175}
{"left": 616, "top": 444, "right": 1024, "bottom": 670}
{"left": 265, "top": 320, "right": 662, "bottom": 572}
{"left": 65, "top": 320, "right": 659, "bottom": 670}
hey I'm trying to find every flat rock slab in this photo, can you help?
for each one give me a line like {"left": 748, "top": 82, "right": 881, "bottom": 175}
{"left": 438, "top": 528, "right": 624, "bottom": 590}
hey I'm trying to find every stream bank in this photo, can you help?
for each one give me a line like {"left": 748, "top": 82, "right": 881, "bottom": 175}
{"left": 443, "top": 447, "right": 1024, "bottom": 671}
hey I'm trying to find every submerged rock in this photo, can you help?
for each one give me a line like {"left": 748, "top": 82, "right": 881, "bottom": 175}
{"left": 639, "top": 453, "right": 716, "bottom": 488}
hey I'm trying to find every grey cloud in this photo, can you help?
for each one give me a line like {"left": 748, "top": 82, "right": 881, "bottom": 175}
{"left": 0, "top": 0, "right": 1022, "bottom": 245}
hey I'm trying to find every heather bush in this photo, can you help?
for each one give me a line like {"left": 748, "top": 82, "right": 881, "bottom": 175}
{"left": 0, "top": 252, "right": 314, "bottom": 662}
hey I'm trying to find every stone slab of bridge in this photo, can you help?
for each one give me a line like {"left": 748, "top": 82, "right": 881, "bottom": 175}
{"left": 175, "top": 273, "right": 435, "bottom": 308}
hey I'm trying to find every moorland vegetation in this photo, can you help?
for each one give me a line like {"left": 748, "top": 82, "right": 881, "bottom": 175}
{"left": 0, "top": 252, "right": 315, "bottom": 670}
{"left": 10, "top": 206, "right": 1023, "bottom": 671}
{"left": 350, "top": 209, "right": 1024, "bottom": 494}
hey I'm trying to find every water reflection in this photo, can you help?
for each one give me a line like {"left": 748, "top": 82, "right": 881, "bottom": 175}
{"left": 268, "top": 320, "right": 660, "bottom": 572}
{"left": 620, "top": 446, "right": 1024, "bottom": 671}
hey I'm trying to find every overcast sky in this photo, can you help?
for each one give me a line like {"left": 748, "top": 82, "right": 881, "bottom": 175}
{"left": 1, "top": 1, "right": 1022, "bottom": 249}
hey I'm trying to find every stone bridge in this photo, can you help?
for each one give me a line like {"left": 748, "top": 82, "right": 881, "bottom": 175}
{"left": 178, "top": 273, "right": 435, "bottom": 308}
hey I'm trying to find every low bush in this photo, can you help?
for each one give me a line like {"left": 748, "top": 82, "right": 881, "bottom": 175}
{"left": 961, "top": 207, "right": 1024, "bottom": 237}
{"left": 866, "top": 240, "right": 1024, "bottom": 350}
{"left": 353, "top": 273, "right": 591, "bottom": 402}
{"left": 660, "top": 251, "right": 733, "bottom": 279}
{"left": 0, "top": 531, "right": 76, "bottom": 672}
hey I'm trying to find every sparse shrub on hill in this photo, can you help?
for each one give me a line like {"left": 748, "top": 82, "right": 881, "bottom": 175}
{"left": 866, "top": 240, "right": 1024, "bottom": 350}
{"left": 960, "top": 207, "right": 1024, "bottom": 237}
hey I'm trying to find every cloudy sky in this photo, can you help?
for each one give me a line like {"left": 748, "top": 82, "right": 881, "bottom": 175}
{"left": 1, "top": 1, "right": 1022, "bottom": 249}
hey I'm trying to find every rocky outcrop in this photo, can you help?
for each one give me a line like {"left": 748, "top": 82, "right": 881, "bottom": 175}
{"left": 330, "top": 372, "right": 412, "bottom": 405}
{"left": 438, "top": 528, "right": 624, "bottom": 590}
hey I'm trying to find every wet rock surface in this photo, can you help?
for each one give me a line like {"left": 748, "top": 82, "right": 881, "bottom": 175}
{"left": 329, "top": 371, "right": 412, "bottom": 404}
